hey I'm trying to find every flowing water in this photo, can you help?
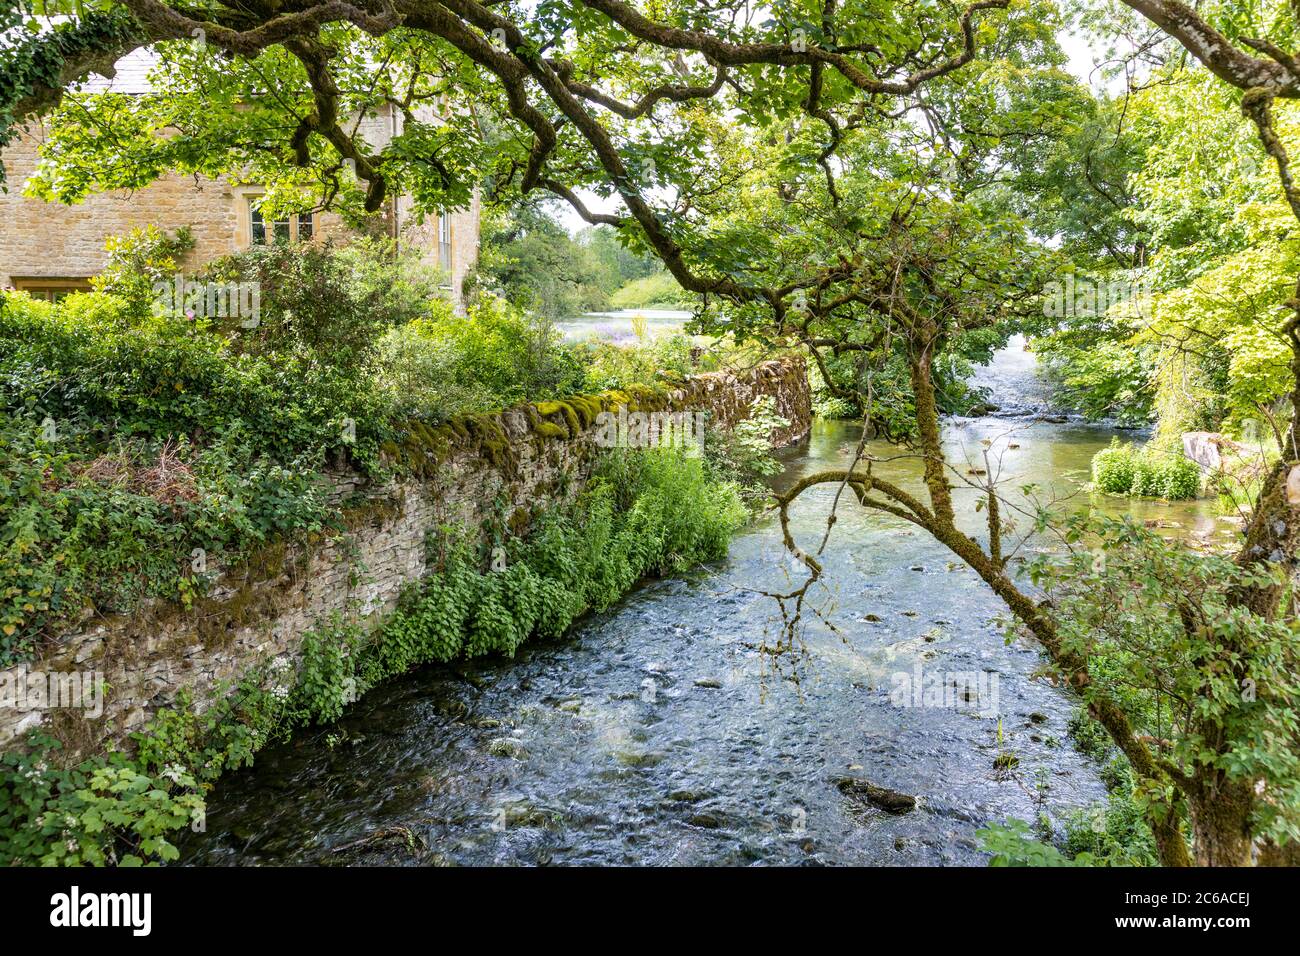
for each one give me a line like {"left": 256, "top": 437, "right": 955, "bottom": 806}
{"left": 179, "top": 339, "right": 1235, "bottom": 866}
{"left": 554, "top": 309, "right": 691, "bottom": 342}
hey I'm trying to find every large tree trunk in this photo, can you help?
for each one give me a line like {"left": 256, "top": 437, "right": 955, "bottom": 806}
{"left": 1187, "top": 778, "right": 1256, "bottom": 866}
{"left": 1229, "top": 456, "right": 1300, "bottom": 618}
{"left": 1258, "top": 839, "right": 1300, "bottom": 865}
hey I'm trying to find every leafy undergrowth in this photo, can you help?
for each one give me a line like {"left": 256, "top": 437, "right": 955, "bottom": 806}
{"left": 982, "top": 513, "right": 1300, "bottom": 865}
{"left": 377, "top": 447, "right": 747, "bottom": 672}
{"left": 0, "top": 446, "right": 748, "bottom": 865}
{"left": 0, "top": 234, "right": 761, "bottom": 666}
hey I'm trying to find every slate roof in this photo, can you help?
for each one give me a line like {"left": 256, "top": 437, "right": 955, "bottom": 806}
{"left": 1, "top": 15, "right": 159, "bottom": 95}
{"left": 77, "top": 46, "right": 159, "bottom": 95}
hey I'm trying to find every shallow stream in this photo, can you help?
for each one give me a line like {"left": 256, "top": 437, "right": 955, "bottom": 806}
{"left": 179, "top": 340, "right": 1231, "bottom": 866}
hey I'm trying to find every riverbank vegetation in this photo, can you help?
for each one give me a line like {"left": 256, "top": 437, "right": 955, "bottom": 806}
{"left": 0, "top": 231, "right": 779, "bottom": 865}
{"left": 0, "top": 235, "right": 756, "bottom": 669}
{"left": 0, "top": 445, "right": 751, "bottom": 865}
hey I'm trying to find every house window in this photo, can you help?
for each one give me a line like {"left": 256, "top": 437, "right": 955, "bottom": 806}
{"left": 438, "top": 215, "right": 452, "bottom": 270}
{"left": 249, "top": 201, "right": 316, "bottom": 245}
{"left": 10, "top": 277, "right": 93, "bottom": 301}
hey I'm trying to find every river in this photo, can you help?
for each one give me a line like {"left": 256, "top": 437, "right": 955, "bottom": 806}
{"left": 178, "top": 338, "right": 1234, "bottom": 866}
{"left": 553, "top": 308, "right": 691, "bottom": 342}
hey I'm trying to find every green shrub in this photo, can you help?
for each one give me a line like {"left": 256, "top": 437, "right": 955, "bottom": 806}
{"left": 94, "top": 225, "right": 196, "bottom": 309}
{"left": 287, "top": 615, "right": 366, "bottom": 725}
{"left": 1091, "top": 440, "right": 1137, "bottom": 494}
{"left": 813, "top": 394, "right": 858, "bottom": 420}
{"left": 366, "top": 561, "right": 476, "bottom": 678}
{"left": 0, "top": 285, "right": 367, "bottom": 660}
{"left": 0, "top": 290, "right": 390, "bottom": 468}
{"left": 198, "top": 238, "right": 443, "bottom": 374}
{"left": 469, "top": 204, "right": 623, "bottom": 321}
{"left": 132, "top": 684, "right": 284, "bottom": 788}
{"left": 378, "top": 295, "right": 584, "bottom": 420}
{"left": 376, "top": 319, "right": 500, "bottom": 421}
{"left": 1130, "top": 456, "right": 1162, "bottom": 496}
{"left": 1067, "top": 708, "right": 1115, "bottom": 762}
{"left": 1090, "top": 440, "right": 1201, "bottom": 500}
{"left": 1160, "top": 455, "right": 1202, "bottom": 500}
{"left": 0, "top": 413, "right": 328, "bottom": 664}
{"left": 1060, "top": 766, "right": 1160, "bottom": 866}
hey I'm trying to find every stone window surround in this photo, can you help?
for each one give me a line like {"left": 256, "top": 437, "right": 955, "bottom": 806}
{"left": 234, "top": 187, "right": 318, "bottom": 248}
{"left": 8, "top": 276, "right": 94, "bottom": 300}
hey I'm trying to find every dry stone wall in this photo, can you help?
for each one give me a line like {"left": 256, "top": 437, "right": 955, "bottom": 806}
{"left": 0, "top": 358, "right": 811, "bottom": 755}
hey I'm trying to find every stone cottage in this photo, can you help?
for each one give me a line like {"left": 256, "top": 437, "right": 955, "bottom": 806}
{"left": 0, "top": 44, "right": 479, "bottom": 305}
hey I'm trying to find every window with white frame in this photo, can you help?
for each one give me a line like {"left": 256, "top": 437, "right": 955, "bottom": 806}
{"left": 438, "top": 215, "right": 452, "bottom": 271}
{"left": 249, "top": 200, "right": 316, "bottom": 245}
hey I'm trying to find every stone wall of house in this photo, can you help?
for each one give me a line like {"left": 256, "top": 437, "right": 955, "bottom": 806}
{"left": 0, "top": 126, "right": 246, "bottom": 282}
{"left": 395, "top": 189, "right": 481, "bottom": 306}
{"left": 0, "top": 358, "right": 811, "bottom": 755}
{"left": 0, "top": 114, "right": 479, "bottom": 305}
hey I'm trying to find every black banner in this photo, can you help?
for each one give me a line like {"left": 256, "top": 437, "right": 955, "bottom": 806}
{"left": 0, "top": 865, "right": 1279, "bottom": 944}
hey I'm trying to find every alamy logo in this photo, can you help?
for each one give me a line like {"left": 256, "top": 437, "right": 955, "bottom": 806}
{"left": 1042, "top": 273, "right": 1149, "bottom": 320}
{"left": 50, "top": 886, "right": 151, "bottom": 936}
{"left": 890, "top": 663, "right": 1000, "bottom": 717}
{"left": 153, "top": 274, "right": 261, "bottom": 327}
{"left": 0, "top": 665, "right": 103, "bottom": 717}
{"left": 592, "top": 405, "right": 707, "bottom": 456}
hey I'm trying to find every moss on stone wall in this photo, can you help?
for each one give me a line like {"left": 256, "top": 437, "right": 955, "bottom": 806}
{"left": 381, "top": 381, "right": 678, "bottom": 475}
{"left": 2, "top": 357, "right": 811, "bottom": 763}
